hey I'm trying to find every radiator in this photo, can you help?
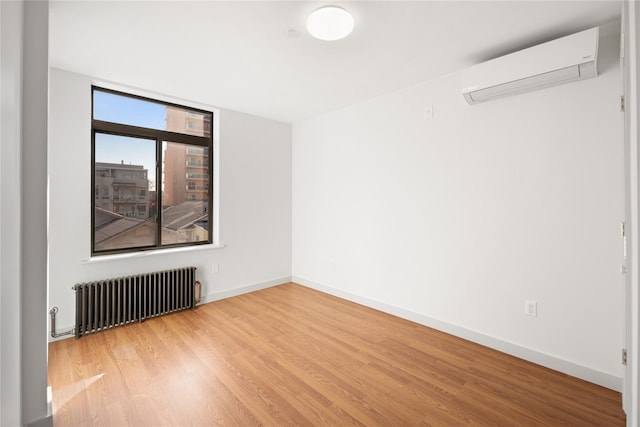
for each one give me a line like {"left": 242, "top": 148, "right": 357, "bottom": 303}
{"left": 73, "top": 266, "right": 197, "bottom": 338}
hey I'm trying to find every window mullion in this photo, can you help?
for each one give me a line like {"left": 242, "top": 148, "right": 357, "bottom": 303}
{"left": 91, "top": 130, "right": 96, "bottom": 254}
{"left": 92, "top": 119, "right": 208, "bottom": 147}
{"left": 156, "top": 138, "right": 163, "bottom": 249}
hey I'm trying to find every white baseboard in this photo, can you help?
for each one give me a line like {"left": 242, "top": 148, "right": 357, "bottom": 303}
{"left": 199, "top": 276, "right": 292, "bottom": 304}
{"left": 292, "top": 276, "right": 622, "bottom": 392}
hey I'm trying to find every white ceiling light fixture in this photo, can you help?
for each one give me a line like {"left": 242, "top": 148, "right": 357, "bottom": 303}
{"left": 306, "top": 6, "right": 354, "bottom": 41}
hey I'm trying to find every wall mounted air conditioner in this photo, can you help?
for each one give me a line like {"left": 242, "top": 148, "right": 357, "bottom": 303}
{"left": 462, "top": 27, "right": 599, "bottom": 105}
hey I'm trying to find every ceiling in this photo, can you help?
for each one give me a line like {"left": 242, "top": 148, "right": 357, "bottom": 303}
{"left": 49, "top": 1, "right": 622, "bottom": 123}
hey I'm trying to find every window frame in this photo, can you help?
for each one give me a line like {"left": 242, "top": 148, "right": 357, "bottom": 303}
{"left": 91, "top": 86, "right": 214, "bottom": 256}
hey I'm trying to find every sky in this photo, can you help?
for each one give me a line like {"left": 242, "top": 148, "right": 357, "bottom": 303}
{"left": 95, "top": 133, "right": 157, "bottom": 186}
{"left": 93, "top": 89, "right": 166, "bottom": 130}
{"left": 93, "top": 90, "right": 166, "bottom": 186}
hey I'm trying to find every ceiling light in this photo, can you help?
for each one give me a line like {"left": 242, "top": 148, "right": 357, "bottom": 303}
{"left": 306, "top": 6, "right": 354, "bottom": 41}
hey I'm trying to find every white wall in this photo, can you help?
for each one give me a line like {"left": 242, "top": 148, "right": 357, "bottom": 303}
{"left": 293, "top": 30, "right": 624, "bottom": 390}
{"left": 48, "top": 68, "right": 292, "bottom": 336}
{"left": 1, "top": 2, "right": 24, "bottom": 425}
{"left": 1, "top": 1, "right": 52, "bottom": 426}
{"left": 623, "top": 0, "right": 640, "bottom": 423}
{"left": 22, "top": 2, "right": 50, "bottom": 425}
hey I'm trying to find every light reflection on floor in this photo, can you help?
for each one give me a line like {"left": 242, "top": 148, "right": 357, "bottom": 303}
{"left": 50, "top": 373, "right": 105, "bottom": 414}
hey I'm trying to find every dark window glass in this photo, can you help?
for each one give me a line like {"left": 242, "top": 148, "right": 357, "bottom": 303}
{"left": 94, "top": 133, "right": 157, "bottom": 252}
{"left": 161, "top": 141, "right": 209, "bottom": 245}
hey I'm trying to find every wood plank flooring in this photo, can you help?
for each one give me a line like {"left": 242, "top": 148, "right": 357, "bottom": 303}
{"left": 48, "top": 283, "right": 626, "bottom": 426}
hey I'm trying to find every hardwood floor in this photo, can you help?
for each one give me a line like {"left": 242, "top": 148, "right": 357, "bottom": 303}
{"left": 48, "top": 283, "right": 625, "bottom": 426}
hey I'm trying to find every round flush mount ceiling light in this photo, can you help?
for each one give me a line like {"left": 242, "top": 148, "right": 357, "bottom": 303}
{"left": 306, "top": 6, "right": 354, "bottom": 41}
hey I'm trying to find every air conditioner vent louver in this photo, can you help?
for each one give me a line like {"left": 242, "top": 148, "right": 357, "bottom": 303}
{"left": 462, "top": 27, "right": 599, "bottom": 105}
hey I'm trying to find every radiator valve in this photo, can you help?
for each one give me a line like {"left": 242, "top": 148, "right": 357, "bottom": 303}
{"left": 194, "top": 280, "right": 202, "bottom": 304}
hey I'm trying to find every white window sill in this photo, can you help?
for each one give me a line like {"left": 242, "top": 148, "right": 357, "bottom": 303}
{"left": 82, "top": 243, "right": 226, "bottom": 264}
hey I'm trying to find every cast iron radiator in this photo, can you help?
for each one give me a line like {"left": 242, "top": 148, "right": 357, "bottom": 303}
{"left": 73, "top": 266, "right": 197, "bottom": 338}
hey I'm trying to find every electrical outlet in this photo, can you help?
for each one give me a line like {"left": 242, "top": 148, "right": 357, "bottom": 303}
{"left": 212, "top": 264, "right": 219, "bottom": 273}
{"left": 525, "top": 300, "right": 537, "bottom": 317}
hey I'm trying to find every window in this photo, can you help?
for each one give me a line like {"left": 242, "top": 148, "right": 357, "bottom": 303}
{"left": 92, "top": 87, "right": 213, "bottom": 255}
